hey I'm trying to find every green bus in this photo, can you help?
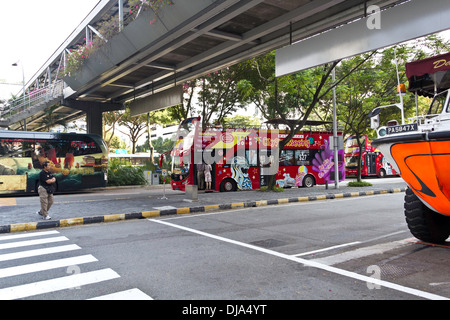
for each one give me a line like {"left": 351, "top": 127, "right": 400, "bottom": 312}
{"left": 0, "top": 130, "right": 108, "bottom": 194}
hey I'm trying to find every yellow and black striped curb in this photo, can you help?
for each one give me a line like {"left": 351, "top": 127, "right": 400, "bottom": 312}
{"left": 0, "top": 187, "right": 407, "bottom": 234}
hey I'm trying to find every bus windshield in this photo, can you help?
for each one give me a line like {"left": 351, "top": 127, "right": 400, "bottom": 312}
{"left": 345, "top": 156, "right": 359, "bottom": 168}
{"left": 345, "top": 136, "right": 366, "bottom": 154}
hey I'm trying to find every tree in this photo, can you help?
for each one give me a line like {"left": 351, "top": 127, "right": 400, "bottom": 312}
{"left": 222, "top": 114, "right": 261, "bottom": 127}
{"left": 239, "top": 51, "right": 373, "bottom": 189}
{"left": 103, "top": 110, "right": 123, "bottom": 151}
{"left": 338, "top": 35, "right": 450, "bottom": 181}
{"left": 151, "top": 136, "right": 175, "bottom": 154}
{"left": 118, "top": 106, "right": 148, "bottom": 154}
{"left": 196, "top": 65, "right": 249, "bottom": 128}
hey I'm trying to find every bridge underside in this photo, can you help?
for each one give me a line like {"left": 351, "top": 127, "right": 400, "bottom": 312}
{"left": 2, "top": 0, "right": 447, "bottom": 133}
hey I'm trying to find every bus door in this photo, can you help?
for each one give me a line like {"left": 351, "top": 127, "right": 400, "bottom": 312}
{"left": 259, "top": 149, "right": 272, "bottom": 187}
{"left": 246, "top": 149, "right": 259, "bottom": 189}
{"left": 366, "top": 152, "right": 377, "bottom": 175}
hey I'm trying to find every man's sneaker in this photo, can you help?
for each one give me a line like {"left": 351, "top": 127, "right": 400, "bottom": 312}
{"left": 42, "top": 216, "right": 51, "bottom": 220}
{"left": 36, "top": 211, "right": 43, "bottom": 216}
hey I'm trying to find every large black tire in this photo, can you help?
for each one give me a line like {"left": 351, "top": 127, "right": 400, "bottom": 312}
{"left": 404, "top": 188, "right": 450, "bottom": 243}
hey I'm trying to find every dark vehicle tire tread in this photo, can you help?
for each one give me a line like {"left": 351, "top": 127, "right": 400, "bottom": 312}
{"left": 404, "top": 188, "right": 450, "bottom": 243}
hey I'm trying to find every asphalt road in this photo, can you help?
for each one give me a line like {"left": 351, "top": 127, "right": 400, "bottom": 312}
{"left": 0, "top": 177, "right": 405, "bottom": 226}
{"left": 1, "top": 189, "right": 449, "bottom": 304}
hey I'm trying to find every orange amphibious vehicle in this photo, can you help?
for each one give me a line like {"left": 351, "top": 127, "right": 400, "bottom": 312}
{"left": 372, "top": 53, "right": 450, "bottom": 243}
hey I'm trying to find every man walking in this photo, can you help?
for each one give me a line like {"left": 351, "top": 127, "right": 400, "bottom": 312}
{"left": 37, "top": 161, "right": 56, "bottom": 220}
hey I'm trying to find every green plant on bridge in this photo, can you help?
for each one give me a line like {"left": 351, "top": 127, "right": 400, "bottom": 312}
{"left": 64, "top": 0, "right": 173, "bottom": 76}
{"left": 64, "top": 43, "right": 94, "bottom": 76}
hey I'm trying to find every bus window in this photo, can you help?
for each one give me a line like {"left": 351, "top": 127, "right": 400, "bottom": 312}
{"left": 0, "top": 140, "right": 23, "bottom": 158}
{"left": 295, "top": 150, "right": 309, "bottom": 165}
{"left": 280, "top": 149, "right": 294, "bottom": 166}
{"left": 246, "top": 150, "right": 257, "bottom": 166}
{"left": 259, "top": 149, "right": 273, "bottom": 168}
{"left": 294, "top": 149, "right": 319, "bottom": 166}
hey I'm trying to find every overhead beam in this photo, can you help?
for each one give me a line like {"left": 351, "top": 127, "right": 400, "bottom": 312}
{"left": 89, "top": 0, "right": 264, "bottom": 100}
{"left": 275, "top": 0, "right": 450, "bottom": 77}
{"left": 116, "top": 0, "right": 348, "bottom": 102}
{"left": 61, "top": 99, "right": 124, "bottom": 112}
{"left": 129, "top": 85, "right": 183, "bottom": 116}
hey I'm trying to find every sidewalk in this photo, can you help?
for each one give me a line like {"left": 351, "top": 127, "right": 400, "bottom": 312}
{"left": 0, "top": 179, "right": 408, "bottom": 234}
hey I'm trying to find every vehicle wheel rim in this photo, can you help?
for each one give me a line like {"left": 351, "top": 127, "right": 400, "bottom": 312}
{"left": 224, "top": 181, "right": 233, "bottom": 191}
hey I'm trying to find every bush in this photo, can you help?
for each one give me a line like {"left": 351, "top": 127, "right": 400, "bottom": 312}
{"left": 107, "top": 158, "right": 147, "bottom": 186}
{"left": 347, "top": 181, "right": 372, "bottom": 187}
{"left": 259, "top": 186, "right": 284, "bottom": 192}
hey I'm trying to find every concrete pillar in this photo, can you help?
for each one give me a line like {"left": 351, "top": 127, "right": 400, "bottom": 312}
{"left": 86, "top": 107, "right": 103, "bottom": 136}
{"left": 61, "top": 99, "right": 124, "bottom": 135}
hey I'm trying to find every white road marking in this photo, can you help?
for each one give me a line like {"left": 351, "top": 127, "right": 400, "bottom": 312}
{"left": 0, "top": 230, "right": 60, "bottom": 241}
{"left": 293, "top": 242, "right": 361, "bottom": 257}
{"left": 0, "top": 244, "right": 81, "bottom": 262}
{"left": 0, "top": 230, "right": 148, "bottom": 300}
{"left": 0, "top": 236, "right": 69, "bottom": 250}
{"left": 0, "top": 255, "right": 97, "bottom": 279}
{"left": 89, "top": 288, "right": 153, "bottom": 300}
{"left": 310, "top": 239, "right": 412, "bottom": 266}
{"left": 150, "top": 219, "right": 448, "bottom": 300}
{"left": 0, "top": 268, "right": 120, "bottom": 300}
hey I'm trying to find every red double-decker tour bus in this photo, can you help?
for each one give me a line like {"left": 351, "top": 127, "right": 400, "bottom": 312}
{"left": 170, "top": 117, "right": 345, "bottom": 192}
{"left": 345, "top": 135, "right": 398, "bottom": 178}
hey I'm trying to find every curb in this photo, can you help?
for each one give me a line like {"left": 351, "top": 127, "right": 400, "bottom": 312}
{"left": 0, "top": 187, "right": 407, "bottom": 234}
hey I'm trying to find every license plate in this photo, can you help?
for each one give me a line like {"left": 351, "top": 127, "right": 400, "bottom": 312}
{"left": 387, "top": 123, "right": 418, "bottom": 135}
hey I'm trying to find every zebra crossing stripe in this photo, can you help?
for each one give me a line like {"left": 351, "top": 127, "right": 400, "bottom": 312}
{"left": 0, "top": 255, "right": 97, "bottom": 279}
{"left": 0, "top": 230, "right": 152, "bottom": 300}
{"left": 0, "top": 268, "right": 120, "bottom": 300}
{"left": 0, "top": 244, "right": 81, "bottom": 262}
{"left": 0, "top": 230, "right": 60, "bottom": 241}
{"left": 0, "top": 236, "right": 69, "bottom": 250}
{"left": 89, "top": 288, "right": 153, "bottom": 300}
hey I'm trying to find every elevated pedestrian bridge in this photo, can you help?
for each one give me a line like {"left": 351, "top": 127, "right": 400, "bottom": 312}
{"left": 0, "top": 0, "right": 448, "bottom": 134}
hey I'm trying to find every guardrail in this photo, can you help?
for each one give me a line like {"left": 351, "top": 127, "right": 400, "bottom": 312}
{"left": 0, "top": 80, "right": 65, "bottom": 120}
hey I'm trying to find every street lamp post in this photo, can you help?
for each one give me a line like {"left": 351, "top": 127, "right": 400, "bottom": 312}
{"left": 12, "top": 61, "right": 26, "bottom": 131}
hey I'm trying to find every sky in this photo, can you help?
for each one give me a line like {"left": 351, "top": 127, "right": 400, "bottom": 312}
{"left": 0, "top": 0, "right": 100, "bottom": 100}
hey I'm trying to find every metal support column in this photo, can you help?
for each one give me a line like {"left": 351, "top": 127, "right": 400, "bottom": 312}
{"left": 119, "top": 0, "right": 124, "bottom": 31}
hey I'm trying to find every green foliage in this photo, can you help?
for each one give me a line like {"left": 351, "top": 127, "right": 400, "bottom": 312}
{"left": 64, "top": 0, "right": 173, "bottom": 75}
{"left": 347, "top": 181, "right": 372, "bottom": 187}
{"left": 149, "top": 136, "right": 175, "bottom": 154}
{"left": 64, "top": 44, "right": 94, "bottom": 75}
{"left": 259, "top": 186, "right": 284, "bottom": 192}
{"left": 196, "top": 65, "right": 251, "bottom": 127}
{"left": 222, "top": 114, "right": 261, "bottom": 127}
{"left": 107, "top": 158, "right": 147, "bottom": 186}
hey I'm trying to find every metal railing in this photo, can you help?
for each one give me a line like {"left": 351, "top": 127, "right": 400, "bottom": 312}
{"left": 0, "top": 80, "right": 65, "bottom": 120}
